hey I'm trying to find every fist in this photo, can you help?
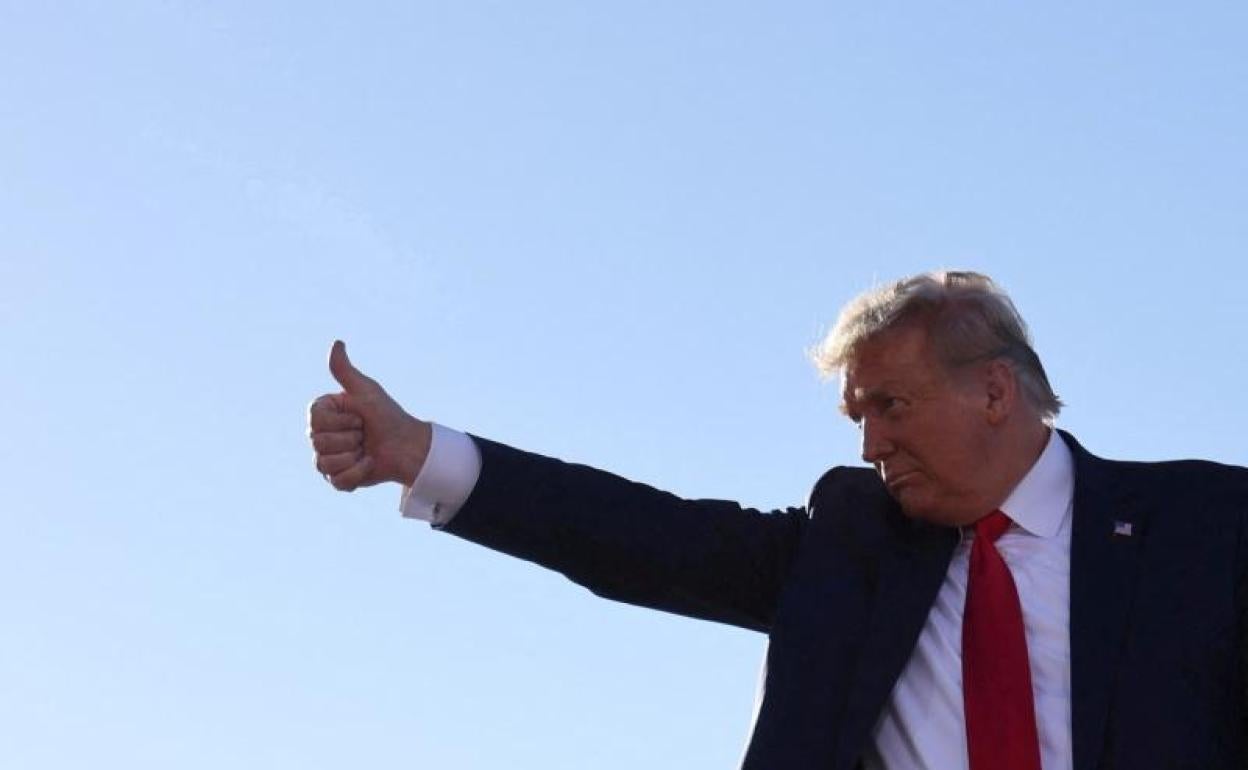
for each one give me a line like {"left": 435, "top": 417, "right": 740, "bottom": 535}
{"left": 307, "top": 341, "right": 432, "bottom": 491}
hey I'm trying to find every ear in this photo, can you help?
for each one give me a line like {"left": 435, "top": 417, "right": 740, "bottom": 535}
{"left": 983, "top": 359, "right": 1017, "bottom": 425}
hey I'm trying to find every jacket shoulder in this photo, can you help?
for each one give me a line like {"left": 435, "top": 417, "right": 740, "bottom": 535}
{"left": 1092, "top": 454, "right": 1248, "bottom": 501}
{"left": 806, "top": 465, "right": 894, "bottom": 524}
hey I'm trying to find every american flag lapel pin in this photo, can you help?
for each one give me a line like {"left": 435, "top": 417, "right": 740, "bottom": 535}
{"left": 1113, "top": 520, "right": 1134, "bottom": 537}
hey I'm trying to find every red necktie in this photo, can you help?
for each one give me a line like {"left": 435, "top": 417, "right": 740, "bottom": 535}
{"left": 962, "top": 510, "right": 1042, "bottom": 770}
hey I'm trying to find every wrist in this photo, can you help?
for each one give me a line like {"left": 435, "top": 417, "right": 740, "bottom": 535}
{"left": 395, "top": 417, "right": 432, "bottom": 486}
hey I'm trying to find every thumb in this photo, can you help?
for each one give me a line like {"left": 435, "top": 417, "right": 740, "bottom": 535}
{"left": 328, "top": 340, "right": 376, "bottom": 394}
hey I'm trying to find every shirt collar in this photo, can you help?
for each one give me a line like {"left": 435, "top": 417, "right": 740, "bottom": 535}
{"left": 997, "top": 429, "right": 1075, "bottom": 539}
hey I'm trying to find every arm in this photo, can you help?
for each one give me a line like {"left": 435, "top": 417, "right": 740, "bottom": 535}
{"left": 308, "top": 341, "right": 809, "bottom": 633}
{"left": 443, "top": 436, "right": 809, "bottom": 632}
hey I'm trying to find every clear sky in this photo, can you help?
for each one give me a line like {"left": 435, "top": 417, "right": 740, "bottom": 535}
{"left": 3, "top": 2, "right": 1247, "bottom": 768}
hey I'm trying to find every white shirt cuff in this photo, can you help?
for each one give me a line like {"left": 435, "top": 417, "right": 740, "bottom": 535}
{"left": 398, "top": 423, "right": 482, "bottom": 526}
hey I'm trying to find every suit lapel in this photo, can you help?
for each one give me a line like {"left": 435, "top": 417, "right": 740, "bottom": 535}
{"left": 834, "top": 513, "right": 958, "bottom": 770}
{"left": 1063, "top": 431, "right": 1148, "bottom": 770}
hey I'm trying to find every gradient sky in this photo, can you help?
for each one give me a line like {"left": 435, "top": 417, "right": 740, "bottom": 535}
{"left": 4, "top": 2, "right": 1247, "bottom": 768}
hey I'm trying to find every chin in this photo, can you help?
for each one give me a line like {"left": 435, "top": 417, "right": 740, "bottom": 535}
{"left": 893, "top": 490, "right": 933, "bottom": 519}
{"left": 895, "top": 493, "right": 958, "bottom": 527}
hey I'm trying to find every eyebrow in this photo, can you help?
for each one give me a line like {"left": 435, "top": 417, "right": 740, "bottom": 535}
{"left": 843, "top": 383, "right": 900, "bottom": 403}
{"left": 839, "top": 386, "right": 887, "bottom": 416}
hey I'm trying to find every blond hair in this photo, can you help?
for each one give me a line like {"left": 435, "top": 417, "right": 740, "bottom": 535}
{"left": 811, "top": 270, "right": 1063, "bottom": 423}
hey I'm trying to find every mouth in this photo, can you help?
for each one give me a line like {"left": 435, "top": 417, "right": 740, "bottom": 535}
{"left": 884, "top": 470, "right": 919, "bottom": 490}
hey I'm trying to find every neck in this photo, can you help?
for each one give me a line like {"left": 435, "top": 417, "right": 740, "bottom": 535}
{"left": 984, "top": 420, "right": 1051, "bottom": 515}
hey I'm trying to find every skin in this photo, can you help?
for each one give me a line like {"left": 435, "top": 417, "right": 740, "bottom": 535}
{"left": 840, "top": 324, "right": 1050, "bottom": 527}
{"left": 306, "top": 341, "right": 431, "bottom": 491}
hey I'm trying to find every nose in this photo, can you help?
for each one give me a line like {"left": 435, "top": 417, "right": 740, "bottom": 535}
{"left": 860, "top": 417, "right": 894, "bottom": 465}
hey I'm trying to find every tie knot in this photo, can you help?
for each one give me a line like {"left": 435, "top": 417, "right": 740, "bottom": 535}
{"left": 974, "top": 510, "right": 1012, "bottom": 543}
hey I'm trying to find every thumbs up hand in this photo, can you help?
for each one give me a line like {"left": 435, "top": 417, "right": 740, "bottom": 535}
{"left": 307, "top": 340, "right": 432, "bottom": 491}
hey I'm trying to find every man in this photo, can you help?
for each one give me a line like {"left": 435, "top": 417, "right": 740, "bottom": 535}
{"left": 308, "top": 271, "right": 1248, "bottom": 769}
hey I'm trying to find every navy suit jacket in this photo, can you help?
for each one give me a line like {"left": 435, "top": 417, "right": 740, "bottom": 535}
{"left": 442, "top": 431, "right": 1248, "bottom": 769}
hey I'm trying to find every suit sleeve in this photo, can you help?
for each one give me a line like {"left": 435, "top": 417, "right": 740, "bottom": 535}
{"left": 438, "top": 436, "right": 811, "bottom": 633}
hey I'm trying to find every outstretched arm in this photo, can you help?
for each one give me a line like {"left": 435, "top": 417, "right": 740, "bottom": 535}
{"left": 443, "top": 435, "right": 810, "bottom": 632}
{"left": 308, "top": 341, "right": 809, "bottom": 633}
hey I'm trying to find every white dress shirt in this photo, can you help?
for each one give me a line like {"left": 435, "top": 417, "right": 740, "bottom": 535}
{"left": 398, "top": 423, "right": 482, "bottom": 525}
{"left": 401, "top": 427, "right": 1075, "bottom": 770}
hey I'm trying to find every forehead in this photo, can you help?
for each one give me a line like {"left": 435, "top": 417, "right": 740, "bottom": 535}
{"left": 839, "top": 326, "right": 942, "bottom": 402}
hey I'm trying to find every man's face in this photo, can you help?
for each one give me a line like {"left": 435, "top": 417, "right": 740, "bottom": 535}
{"left": 840, "top": 325, "right": 994, "bottom": 526}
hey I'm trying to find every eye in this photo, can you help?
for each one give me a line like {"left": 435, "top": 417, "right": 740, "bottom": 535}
{"left": 839, "top": 401, "right": 861, "bottom": 426}
{"left": 878, "top": 396, "right": 908, "bottom": 417}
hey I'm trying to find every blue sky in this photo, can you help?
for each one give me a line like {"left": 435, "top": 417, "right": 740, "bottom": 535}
{"left": 3, "top": 2, "right": 1247, "bottom": 768}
